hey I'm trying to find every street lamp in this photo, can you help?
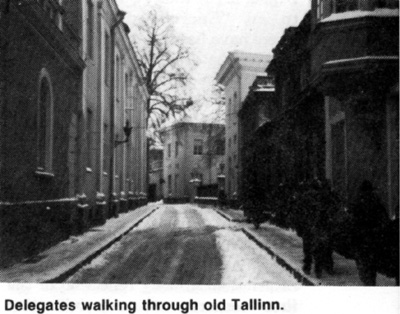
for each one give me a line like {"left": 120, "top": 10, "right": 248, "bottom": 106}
{"left": 115, "top": 119, "right": 133, "bottom": 146}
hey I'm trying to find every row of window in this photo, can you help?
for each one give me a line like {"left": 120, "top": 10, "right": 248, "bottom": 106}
{"left": 167, "top": 139, "right": 225, "bottom": 157}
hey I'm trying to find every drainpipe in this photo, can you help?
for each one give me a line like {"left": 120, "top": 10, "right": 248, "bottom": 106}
{"left": 108, "top": 10, "right": 126, "bottom": 215}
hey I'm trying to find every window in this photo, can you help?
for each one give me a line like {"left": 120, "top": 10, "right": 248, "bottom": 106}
{"left": 335, "top": 0, "right": 358, "bottom": 13}
{"left": 233, "top": 134, "right": 237, "bottom": 144}
{"left": 175, "top": 174, "right": 179, "bottom": 194}
{"left": 105, "top": 32, "right": 110, "bottom": 85}
{"left": 317, "top": 0, "right": 398, "bottom": 21}
{"left": 168, "top": 175, "right": 172, "bottom": 194}
{"left": 125, "top": 73, "right": 129, "bottom": 108}
{"left": 316, "top": 0, "right": 324, "bottom": 20}
{"left": 175, "top": 141, "right": 179, "bottom": 157}
{"left": 215, "top": 139, "right": 225, "bottom": 155}
{"left": 372, "top": 0, "right": 399, "bottom": 8}
{"left": 193, "top": 139, "right": 203, "bottom": 155}
{"left": 103, "top": 123, "right": 109, "bottom": 174}
{"left": 37, "top": 69, "right": 53, "bottom": 173}
{"left": 116, "top": 55, "right": 121, "bottom": 100}
{"left": 87, "top": 0, "right": 94, "bottom": 59}
{"left": 87, "top": 109, "right": 93, "bottom": 168}
{"left": 168, "top": 143, "right": 171, "bottom": 158}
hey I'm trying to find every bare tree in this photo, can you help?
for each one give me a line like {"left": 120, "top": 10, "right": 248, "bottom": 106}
{"left": 132, "top": 10, "right": 196, "bottom": 131}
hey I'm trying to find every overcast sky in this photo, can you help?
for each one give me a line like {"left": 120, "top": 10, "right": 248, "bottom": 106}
{"left": 117, "top": 0, "right": 310, "bottom": 100}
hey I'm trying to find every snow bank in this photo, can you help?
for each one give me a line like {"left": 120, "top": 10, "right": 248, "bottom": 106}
{"left": 215, "top": 229, "right": 300, "bottom": 285}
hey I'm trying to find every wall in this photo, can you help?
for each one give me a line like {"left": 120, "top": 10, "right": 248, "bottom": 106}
{"left": 0, "top": 1, "right": 84, "bottom": 267}
{"left": 163, "top": 123, "right": 225, "bottom": 200}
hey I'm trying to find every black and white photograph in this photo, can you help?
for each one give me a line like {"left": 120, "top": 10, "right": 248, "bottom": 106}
{"left": 0, "top": 0, "right": 399, "bottom": 312}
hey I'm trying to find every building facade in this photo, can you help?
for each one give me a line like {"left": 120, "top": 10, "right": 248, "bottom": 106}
{"left": 238, "top": 74, "right": 276, "bottom": 205}
{"left": 72, "top": 0, "right": 148, "bottom": 217}
{"left": 0, "top": 0, "right": 148, "bottom": 267}
{"left": 239, "top": 1, "right": 399, "bottom": 224}
{"left": 0, "top": 0, "right": 85, "bottom": 266}
{"left": 310, "top": 0, "right": 399, "bottom": 216}
{"left": 215, "top": 51, "right": 271, "bottom": 201}
{"left": 161, "top": 121, "right": 225, "bottom": 201}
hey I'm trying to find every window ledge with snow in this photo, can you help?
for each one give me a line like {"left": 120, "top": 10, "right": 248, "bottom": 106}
{"left": 34, "top": 169, "right": 55, "bottom": 179}
{"left": 321, "top": 8, "right": 399, "bottom": 23}
{"left": 324, "top": 56, "right": 399, "bottom": 66}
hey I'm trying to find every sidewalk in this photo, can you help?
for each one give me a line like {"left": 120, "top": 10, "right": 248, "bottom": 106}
{"left": 0, "top": 203, "right": 160, "bottom": 283}
{"left": 216, "top": 207, "right": 397, "bottom": 286}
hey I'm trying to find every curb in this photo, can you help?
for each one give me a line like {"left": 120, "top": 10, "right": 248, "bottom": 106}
{"left": 241, "top": 228, "right": 318, "bottom": 286}
{"left": 214, "top": 207, "right": 318, "bottom": 286}
{"left": 214, "top": 208, "right": 247, "bottom": 223}
{"left": 44, "top": 206, "right": 159, "bottom": 283}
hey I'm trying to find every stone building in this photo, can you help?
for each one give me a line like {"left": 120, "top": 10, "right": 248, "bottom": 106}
{"left": 310, "top": 0, "right": 399, "bottom": 216}
{"left": 0, "top": 0, "right": 84, "bottom": 266}
{"left": 0, "top": 0, "right": 148, "bottom": 266}
{"left": 238, "top": 12, "right": 327, "bottom": 216}
{"left": 68, "top": 0, "right": 148, "bottom": 219}
{"left": 161, "top": 119, "right": 225, "bottom": 201}
{"left": 239, "top": 1, "right": 399, "bottom": 222}
{"left": 215, "top": 51, "right": 271, "bottom": 201}
{"left": 238, "top": 74, "right": 276, "bottom": 204}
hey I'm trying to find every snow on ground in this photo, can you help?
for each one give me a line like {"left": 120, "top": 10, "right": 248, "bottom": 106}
{"left": 65, "top": 241, "right": 124, "bottom": 282}
{"left": 261, "top": 221, "right": 298, "bottom": 238}
{"left": 195, "top": 206, "right": 234, "bottom": 228}
{"left": 134, "top": 205, "right": 168, "bottom": 230}
{"left": 177, "top": 206, "right": 190, "bottom": 229}
{"left": 215, "top": 229, "right": 300, "bottom": 285}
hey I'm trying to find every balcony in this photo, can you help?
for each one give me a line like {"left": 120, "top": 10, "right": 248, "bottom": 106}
{"left": 310, "top": 0, "right": 399, "bottom": 88}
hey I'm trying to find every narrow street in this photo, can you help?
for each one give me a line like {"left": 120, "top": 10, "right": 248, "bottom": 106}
{"left": 66, "top": 205, "right": 300, "bottom": 285}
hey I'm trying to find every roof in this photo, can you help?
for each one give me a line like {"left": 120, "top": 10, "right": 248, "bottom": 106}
{"left": 215, "top": 51, "right": 273, "bottom": 85}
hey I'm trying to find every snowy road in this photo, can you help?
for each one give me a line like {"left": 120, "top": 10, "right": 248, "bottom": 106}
{"left": 66, "top": 204, "right": 300, "bottom": 285}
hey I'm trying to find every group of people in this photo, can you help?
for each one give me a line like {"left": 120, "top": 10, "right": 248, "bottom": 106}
{"left": 242, "top": 178, "right": 399, "bottom": 286}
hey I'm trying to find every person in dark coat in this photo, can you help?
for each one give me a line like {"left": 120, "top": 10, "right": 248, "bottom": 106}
{"left": 351, "top": 180, "right": 390, "bottom": 286}
{"left": 313, "top": 179, "right": 341, "bottom": 277}
{"left": 218, "top": 188, "right": 227, "bottom": 209}
{"left": 292, "top": 179, "right": 320, "bottom": 275}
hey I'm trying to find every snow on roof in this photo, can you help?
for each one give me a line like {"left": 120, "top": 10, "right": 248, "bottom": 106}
{"left": 321, "top": 8, "right": 399, "bottom": 23}
{"left": 160, "top": 101, "right": 225, "bottom": 131}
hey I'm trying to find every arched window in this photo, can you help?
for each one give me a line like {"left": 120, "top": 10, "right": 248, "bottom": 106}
{"left": 116, "top": 55, "right": 120, "bottom": 100}
{"left": 37, "top": 69, "right": 54, "bottom": 173}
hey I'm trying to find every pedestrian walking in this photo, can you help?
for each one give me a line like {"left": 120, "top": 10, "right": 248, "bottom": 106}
{"left": 351, "top": 180, "right": 390, "bottom": 286}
